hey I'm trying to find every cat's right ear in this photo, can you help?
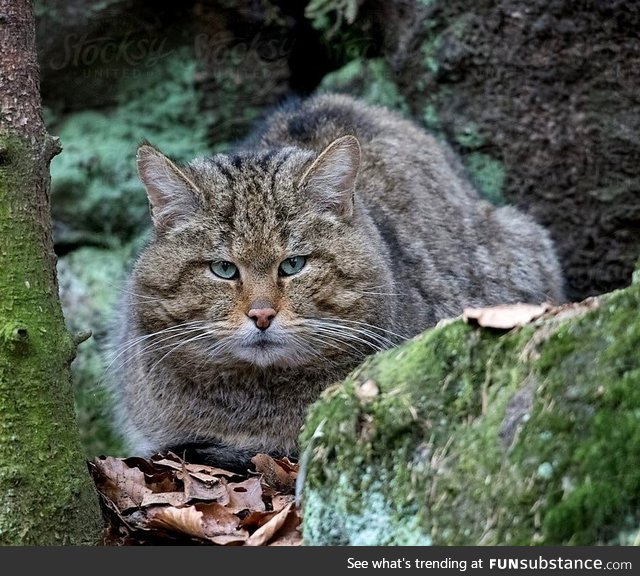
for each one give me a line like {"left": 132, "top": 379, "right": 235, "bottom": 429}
{"left": 136, "top": 144, "right": 203, "bottom": 233}
{"left": 300, "top": 135, "right": 361, "bottom": 218}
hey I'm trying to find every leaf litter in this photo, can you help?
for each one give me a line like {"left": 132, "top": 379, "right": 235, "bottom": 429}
{"left": 89, "top": 451, "right": 302, "bottom": 546}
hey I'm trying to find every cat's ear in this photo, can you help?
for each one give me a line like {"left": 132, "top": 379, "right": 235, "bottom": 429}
{"left": 136, "top": 144, "right": 203, "bottom": 232}
{"left": 300, "top": 135, "right": 361, "bottom": 218}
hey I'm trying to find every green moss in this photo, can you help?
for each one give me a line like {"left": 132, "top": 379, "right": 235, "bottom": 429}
{"left": 300, "top": 278, "right": 640, "bottom": 545}
{"left": 319, "top": 58, "right": 409, "bottom": 115}
{"left": 0, "top": 135, "right": 102, "bottom": 544}
{"left": 50, "top": 47, "right": 210, "bottom": 245}
{"left": 463, "top": 152, "right": 506, "bottom": 205}
{"left": 422, "top": 103, "right": 441, "bottom": 132}
{"left": 454, "top": 122, "right": 486, "bottom": 149}
{"left": 527, "top": 287, "right": 640, "bottom": 544}
{"left": 302, "top": 323, "right": 532, "bottom": 545}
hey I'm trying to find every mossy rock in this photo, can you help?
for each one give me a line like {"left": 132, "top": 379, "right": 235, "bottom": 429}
{"left": 300, "top": 271, "right": 640, "bottom": 545}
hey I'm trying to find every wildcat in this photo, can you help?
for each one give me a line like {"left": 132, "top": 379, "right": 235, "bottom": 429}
{"left": 107, "top": 92, "right": 564, "bottom": 471}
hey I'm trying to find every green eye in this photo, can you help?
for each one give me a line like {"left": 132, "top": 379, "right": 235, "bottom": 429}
{"left": 278, "top": 256, "right": 307, "bottom": 277}
{"left": 210, "top": 261, "right": 239, "bottom": 280}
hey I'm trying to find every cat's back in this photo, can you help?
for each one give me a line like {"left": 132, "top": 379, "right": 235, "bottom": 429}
{"left": 251, "top": 93, "right": 565, "bottom": 320}
{"left": 251, "top": 93, "right": 447, "bottom": 168}
{"left": 251, "top": 92, "right": 400, "bottom": 148}
{"left": 250, "top": 92, "right": 478, "bottom": 211}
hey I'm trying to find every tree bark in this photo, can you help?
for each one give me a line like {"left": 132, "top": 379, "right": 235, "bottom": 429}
{"left": 0, "top": 0, "right": 102, "bottom": 545}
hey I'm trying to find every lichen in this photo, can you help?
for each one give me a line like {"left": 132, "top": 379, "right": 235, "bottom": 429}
{"left": 0, "top": 134, "right": 102, "bottom": 544}
{"left": 300, "top": 276, "right": 640, "bottom": 545}
{"left": 420, "top": 34, "right": 443, "bottom": 75}
{"left": 453, "top": 122, "right": 486, "bottom": 149}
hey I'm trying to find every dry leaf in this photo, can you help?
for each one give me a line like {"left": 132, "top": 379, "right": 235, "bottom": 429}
{"left": 239, "top": 509, "right": 281, "bottom": 530}
{"left": 181, "top": 472, "right": 229, "bottom": 504}
{"left": 268, "top": 507, "right": 303, "bottom": 546}
{"left": 226, "top": 477, "right": 265, "bottom": 513}
{"left": 271, "top": 494, "right": 296, "bottom": 512}
{"left": 208, "top": 534, "right": 249, "bottom": 546}
{"left": 92, "top": 456, "right": 152, "bottom": 512}
{"left": 251, "top": 453, "right": 298, "bottom": 493}
{"left": 197, "top": 502, "right": 244, "bottom": 538}
{"left": 90, "top": 450, "right": 302, "bottom": 546}
{"left": 463, "top": 303, "right": 550, "bottom": 329}
{"left": 140, "top": 491, "right": 188, "bottom": 508}
{"left": 147, "top": 505, "right": 205, "bottom": 539}
{"left": 153, "top": 453, "right": 238, "bottom": 477}
{"left": 246, "top": 502, "right": 293, "bottom": 546}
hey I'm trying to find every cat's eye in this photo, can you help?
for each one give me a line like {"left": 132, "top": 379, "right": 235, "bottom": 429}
{"left": 278, "top": 256, "right": 307, "bottom": 277}
{"left": 210, "top": 260, "right": 239, "bottom": 280}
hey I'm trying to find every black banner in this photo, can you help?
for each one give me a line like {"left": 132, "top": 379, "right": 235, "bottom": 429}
{"left": 0, "top": 546, "right": 638, "bottom": 575}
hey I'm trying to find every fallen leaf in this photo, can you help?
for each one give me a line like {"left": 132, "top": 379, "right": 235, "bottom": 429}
{"left": 271, "top": 494, "right": 296, "bottom": 512}
{"left": 226, "top": 477, "right": 265, "bottom": 513}
{"left": 239, "top": 509, "right": 281, "bottom": 530}
{"left": 147, "top": 504, "right": 205, "bottom": 539}
{"left": 268, "top": 508, "right": 303, "bottom": 546}
{"left": 140, "top": 491, "right": 189, "bottom": 508}
{"left": 144, "top": 470, "right": 179, "bottom": 494}
{"left": 90, "top": 450, "right": 303, "bottom": 546}
{"left": 153, "top": 452, "right": 239, "bottom": 477}
{"left": 181, "top": 472, "right": 229, "bottom": 504}
{"left": 251, "top": 453, "right": 298, "bottom": 493}
{"left": 463, "top": 303, "right": 550, "bottom": 329}
{"left": 197, "top": 502, "right": 244, "bottom": 538}
{"left": 92, "top": 456, "right": 152, "bottom": 512}
{"left": 208, "top": 534, "right": 249, "bottom": 546}
{"left": 246, "top": 502, "right": 294, "bottom": 546}
{"left": 545, "top": 296, "right": 599, "bottom": 322}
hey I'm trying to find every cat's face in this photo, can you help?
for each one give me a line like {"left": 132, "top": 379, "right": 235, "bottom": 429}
{"left": 129, "top": 139, "right": 395, "bottom": 370}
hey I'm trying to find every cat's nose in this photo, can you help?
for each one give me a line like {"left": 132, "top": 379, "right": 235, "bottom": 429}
{"left": 247, "top": 306, "right": 277, "bottom": 331}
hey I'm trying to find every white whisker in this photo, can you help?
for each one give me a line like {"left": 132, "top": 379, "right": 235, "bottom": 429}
{"left": 103, "top": 321, "right": 210, "bottom": 378}
{"left": 146, "top": 329, "right": 221, "bottom": 376}
{"left": 317, "top": 318, "right": 408, "bottom": 341}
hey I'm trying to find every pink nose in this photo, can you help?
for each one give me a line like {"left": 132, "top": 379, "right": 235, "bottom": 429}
{"left": 247, "top": 307, "right": 277, "bottom": 330}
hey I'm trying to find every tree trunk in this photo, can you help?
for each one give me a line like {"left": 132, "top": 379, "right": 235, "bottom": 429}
{"left": 0, "top": 0, "right": 102, "bottom": 545}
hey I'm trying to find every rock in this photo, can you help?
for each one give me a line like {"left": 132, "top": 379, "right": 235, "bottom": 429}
{"left": 394, "top": 0, "right": 640, "bottom": 301}
{"left": 299, "top": 266, "right": 640, "bottom": 545}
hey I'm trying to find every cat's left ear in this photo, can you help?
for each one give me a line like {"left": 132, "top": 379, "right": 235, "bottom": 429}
{"left": 136, "top": 144, "right": 203, "bottom": 233}
{"left": 300, "top": 135, "right": 361, "bottom": 218}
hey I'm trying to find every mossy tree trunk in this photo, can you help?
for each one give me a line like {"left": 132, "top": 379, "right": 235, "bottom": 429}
{"left": 0, "top": 0, "right": 102, "bottom": 545}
